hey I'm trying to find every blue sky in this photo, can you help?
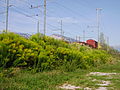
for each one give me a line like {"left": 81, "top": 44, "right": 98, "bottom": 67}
{"left": 0, "top": 0, "right": 120, "bottom": 46}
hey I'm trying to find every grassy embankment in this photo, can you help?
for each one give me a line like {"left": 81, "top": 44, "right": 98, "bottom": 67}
{"left": 0, "top": 32, "right": 119, "bottom": 89}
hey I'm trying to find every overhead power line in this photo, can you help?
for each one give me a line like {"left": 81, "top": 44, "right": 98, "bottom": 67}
{"left": 0, "top": 21, "right": 5, "bottom": 23}
{"left": 18, "top": 0, "right": 31, "bottom": 6}
{"left": 10, "top": 5, "right": 60, "bottom": 32}
{"left": 54, "top": 2, "right": 93, "bottom": 22}
{"left": 1, "top": 0, "right": 86, "bottom": 37}
{"left": 0, "top": 12, "right": 6, "bottom": 15}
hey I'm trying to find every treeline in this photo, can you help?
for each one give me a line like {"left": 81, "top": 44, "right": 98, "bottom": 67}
{"left": 99, "top": 32, "right": 120, "bottom": 59}
{"left": 0, "top": 32, "right": 114, "bottom": 72}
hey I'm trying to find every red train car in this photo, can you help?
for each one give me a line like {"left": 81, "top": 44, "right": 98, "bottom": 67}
{"left": 86, "top": 39, "right": 98, "bottom": 48}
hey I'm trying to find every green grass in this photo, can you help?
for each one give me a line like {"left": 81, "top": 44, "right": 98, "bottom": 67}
{"left": 0, "top": 61, "right": 120, "bottom": 90}
{"left": 0, "top": 69, "right": 88, "bottom": 90}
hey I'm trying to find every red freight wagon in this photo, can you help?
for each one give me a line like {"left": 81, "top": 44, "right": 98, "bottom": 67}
{"left": 86, "top": 39, "right": 98, "bottom": 48}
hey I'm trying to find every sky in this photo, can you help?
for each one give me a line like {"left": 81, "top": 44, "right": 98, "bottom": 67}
{"left": 0, "top": 0, "right": 120, "bottom": 46}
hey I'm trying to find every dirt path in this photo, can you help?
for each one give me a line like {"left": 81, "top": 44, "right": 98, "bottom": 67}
{"left": 59, "top": 72, "right": 119, "bottom": 90}
{"left": 58, "top": 61, "right": 120, "bottom": 90}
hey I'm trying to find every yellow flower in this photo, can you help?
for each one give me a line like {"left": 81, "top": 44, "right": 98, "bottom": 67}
{"left": 13, "top": 50, "right": 16, "bottom": 53}
{"left": 31, "top": 53, "right": 35, "bottom": 56}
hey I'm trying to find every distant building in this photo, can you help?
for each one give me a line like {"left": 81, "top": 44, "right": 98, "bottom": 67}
{"left": 50, "top": 34, "right": 63, "bottom": 40}
{"left": 15, "top": 32, "right": 32, "bottom": 38}
{"left": 50, "top": 34, "right": 78, "bottom": 43}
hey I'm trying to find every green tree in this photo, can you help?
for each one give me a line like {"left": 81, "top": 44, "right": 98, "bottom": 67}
{"left": 100, "top": 32, "right": 106, "bottom": 46}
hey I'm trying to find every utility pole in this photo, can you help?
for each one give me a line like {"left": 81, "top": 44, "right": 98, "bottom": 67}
{"left": 76, "top": 36, "right": 77, "bottom": 42}
{"left": 6, "top": 0, "right": 9, "bottom": 33}
{"left": 60, "top": 20, "right": 64, "bottom": 40}
{"left": 83, "top": 30, "right": 85, "bottom": 42}
{"left": 37, "top": 21, "right": 39, "bottom": 34}
{"left": 78, "top": 36, "right": 80, "bottom": 42}
{"left": 107, "top": 36, "right": 109, "bottom": 52}
{"left": 37, "top": 21, "right": 40, "bottom": 39}
{"left": 76, "top": 36, "right": 80, "bottom": 42}
{"left": 96, "top": 8, "right": 102, "bottom": 48}
{"left": 30, "top": 5, "right": 41, "bottom": 35}
{"left": 60, "top": 20, "right": 63, "bottom": 36}
{"left": 44, "top": 0, "right": 46, "bottom": 36}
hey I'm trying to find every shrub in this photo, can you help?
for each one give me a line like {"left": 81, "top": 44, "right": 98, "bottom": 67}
{"left": 0, "top": 32, "right": 114, "bottom": 72}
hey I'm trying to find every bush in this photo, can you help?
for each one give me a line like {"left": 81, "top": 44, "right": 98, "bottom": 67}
{"left": 0, "top": 32, "right": 114, "bottom": 72}
{"left": 0, "top": 33, "right": 42, "bottom": 68}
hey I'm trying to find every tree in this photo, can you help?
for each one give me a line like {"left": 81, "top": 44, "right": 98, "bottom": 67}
{"left": 100, "top": 32, "right": 106, "bottom": 46}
